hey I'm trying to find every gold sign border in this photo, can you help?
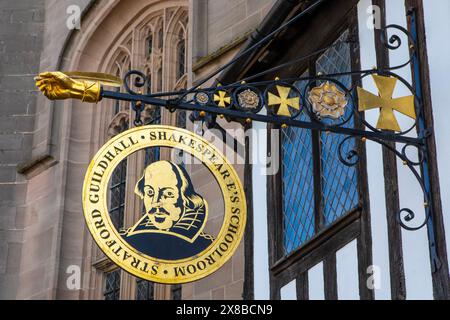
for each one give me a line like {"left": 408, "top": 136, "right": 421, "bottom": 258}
{"left": 82, "top": 125, "right": 247, "bottom": 284}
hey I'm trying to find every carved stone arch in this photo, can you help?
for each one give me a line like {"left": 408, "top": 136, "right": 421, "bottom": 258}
{"left": 165, "top": 6, "right": 188, "bottom": 90}
{"left": 140, "top": 25, "right": 154, "bottom": 63}
{"left": 174, "top": 73, "right": 187, "bottom": 91}
{"left": 155, "top": 16, "right": 164, "bottom": 54}
{"left": 118, "top": 44, "right": 132, "bottom": 59}
{"left": 105, "top": 47, "right": 132, "bottom": 117}
{"left": 108, "top": 48, "right": 131, "bottom": 77}
{"left": 54, "top": 0, "right": 188, "bottom": 300}
{"left": 107, "top": 111, "right": 130, "bottom": 139}
{"left": 166, "top": 6, "right": 187, "bottom": 34}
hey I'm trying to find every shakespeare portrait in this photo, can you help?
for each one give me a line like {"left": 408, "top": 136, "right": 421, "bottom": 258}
{"left": 120, "top": 161, "right": 213, "bottom": 260}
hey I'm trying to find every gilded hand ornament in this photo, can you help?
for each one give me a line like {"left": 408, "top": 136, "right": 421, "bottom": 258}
{"left": 35, "top": 71, "right": 101, "bottom": 103}
{"left": 35, "top": 71, "right": 121, "bottom": 103}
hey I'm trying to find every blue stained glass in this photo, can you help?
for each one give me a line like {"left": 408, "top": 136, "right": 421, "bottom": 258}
{"left": 282, "top": 76, "right": 315, "bottom": 254}
{"left": 281, "top": 30, "right": 359, "bottom": 255}
{"left": 282, "top": 120, "right": 315, "bottom": 254}
{"left": 316, "top": 30, "right": 359, "bottom": 226}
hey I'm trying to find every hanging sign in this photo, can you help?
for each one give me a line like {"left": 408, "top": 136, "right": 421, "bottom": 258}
{"left": 82, "top": 125, "right": 246, "bottom": 284}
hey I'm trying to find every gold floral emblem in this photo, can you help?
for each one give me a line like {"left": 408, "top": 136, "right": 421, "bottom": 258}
{"left": 308, "top": 82, "right": 348, "bottom": 120}
{"left": 238, "top": 89, "right": 260, "bottom": 110}
{"left": 195, "top": 92, "right": 210, "bottom": 105}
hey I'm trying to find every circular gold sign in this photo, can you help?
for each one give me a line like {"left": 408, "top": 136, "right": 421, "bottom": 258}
{"left": 82, "top": 125, "right": 246, "bottom": 284}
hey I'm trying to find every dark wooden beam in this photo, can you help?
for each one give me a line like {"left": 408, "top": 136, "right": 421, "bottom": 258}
{"left": 405, "top": 0, "right": 450, "bottom": 300}
{"left": 373, "top": 0, "right": 406, "bottom": 300}
{"left": 243, "top": 129, "right": 255, "bottom": 300}
{"left": 296, "top": 272, "right": 309, "bottom": 300}
{"left": 323, "top": 253, "right": 338, "bottom": 300}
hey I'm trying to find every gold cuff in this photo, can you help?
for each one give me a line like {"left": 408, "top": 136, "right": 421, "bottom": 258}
{"left": 81, "top": 81, "right": 102, "bottom": 103}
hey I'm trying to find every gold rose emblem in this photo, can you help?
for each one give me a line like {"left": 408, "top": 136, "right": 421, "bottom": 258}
{"left": 308, "top": 82, "right": 348, "bottom": 120}
{"left": 238, "top": 89, "right": 260, "bottom": 110}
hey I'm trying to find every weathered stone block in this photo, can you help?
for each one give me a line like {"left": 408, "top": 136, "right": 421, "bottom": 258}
{"left": 0, "top": 166, "right": 16, "bottom": 182}
{"left": 231, "top": 12, "right": 261, "bottom": 39}
{"left": 0, "top": 150, "right": 26, "bottom": 164}
{"left": 0, "top": 134, "right": 23, "bottom": 151}
{"left": 14, "top": 115, "right": 35, "bottom": 133}
{"left": 246, "top": 0, "right": 275, "bottom": 14}
{"left": 10, "top": 9, "right": 35, "bottom": 23}
{"left": 32, "top": 8, "right": 45, "bottom": 23}
{"left": 0, "top": 92, "right": 35, "bottom": 116}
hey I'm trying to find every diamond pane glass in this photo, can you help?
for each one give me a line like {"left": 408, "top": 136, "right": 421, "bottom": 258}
{"left": 320, "top": 131, "right": 359, "bottom": 225}
{"left": 316, "top": 30, "right": 359, "bottom": 225}
{"left": 282, "top": 74, "right": 315, "bottom": 254}
{"left": 316, "top": 30, "right": 351, "bottom": 87}
{"left": 177, "top": 110, "right": 187, "bottom": 129}
{"left": 177, "top": 40, "right": 186, "bottom": 80}
{"left": 282, "top": 113, "right": 315, "bottom": 254}
{"left": 136, "top": 279, "right": 154, "bottom": 300}
{"left": 109, "top": 159, "right": 127, "bottom": 230}
{"left": 104, "top": 270, "right": 121, "bottom": 300}
{"left": 171, "top": 284, "right": 182, "bottom": 300}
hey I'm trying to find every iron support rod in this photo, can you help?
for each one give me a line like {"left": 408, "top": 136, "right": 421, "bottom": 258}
{"left": 102, "top": 89, "right": 424, "bottom": 146}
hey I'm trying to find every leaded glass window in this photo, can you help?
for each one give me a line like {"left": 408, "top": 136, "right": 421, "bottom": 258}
{"left": 281, "top": 30, "right": 359, "bottom": 255}
{"left": 104, "top": 270, "right": 121, "bottom": 300}
{"left": 316, "top": 30, "right": 358, "bottom": 226}
{"left": 146, "top": 35, "right": 153, "bottom": 58}
{"left": 171, "top": 284, "right": 182, "bottom": 300}
{"left": 109, "top": 118, "right": 128, "bottom": 231}
{"left": 176, "top": 110, "right": 187, "bottom": 129}
{"left": 136, "top": 279, "right": 154, "bottom": 300}
{"left": 282, "top": 112, "right": 315, "bottom": 253}
{"left": 110, "top": 158, "right": 127, "bottom": 231}
{"left": 147, "top": 74, "right": 152, "bottom": 95}
{"left": 158, "top": 27, "right": 163, "bottom": 49}
{"left": 177, "top": 39, "right": 186, "bottom": 80}
{"left": 157, "top": 68, "right": 162, "bottom": 92}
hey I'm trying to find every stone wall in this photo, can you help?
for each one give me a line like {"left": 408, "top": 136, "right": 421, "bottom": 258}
{"left": 0, "top": 0, "right": 94, "bottom": 299}
{"left": 207, "top": 0, "right": 274, "bottom": 55}
{"left": 0, "top": 0, "right": 276, "bottom": 300}
{"left": 192, "top": 0, "right": 275, "bottom": 64}
{"left": 0, "top": 0, "right": 45, "bottom": 299}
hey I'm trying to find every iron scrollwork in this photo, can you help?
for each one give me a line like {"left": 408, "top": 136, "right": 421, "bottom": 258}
{"left": 99, "top": 24, "right": 436, "bottom": 259}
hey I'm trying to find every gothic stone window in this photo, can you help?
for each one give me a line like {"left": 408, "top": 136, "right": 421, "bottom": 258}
{"left": 96, "top": 5, "right": 188, "bottom": 301}
{"left": 109, "top": 118, "right": 129, "bottom": 231}
{"left": 146, "top": 35, "right": 153, "bottom": 59}
{"left": 104, "top": 269, "right": 121, "bottom": 300}
{"left": 109, "top": 158, "right": 127, "bottom": 231}
{"left": 176, "top": 28, "right": 186, "bottom": 81}
{"left": 136, "top": 278, "right": 154, "bottom": 300}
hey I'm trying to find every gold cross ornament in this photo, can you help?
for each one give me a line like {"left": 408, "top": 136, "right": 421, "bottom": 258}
{"left": 213, "top": 85, "right": 231, "bottom": 108}
{"left": 357, "top": 74, "right": 416, "bottom": 132}
{"left": 268, "top": 85, "right": 300, "bottom": 117}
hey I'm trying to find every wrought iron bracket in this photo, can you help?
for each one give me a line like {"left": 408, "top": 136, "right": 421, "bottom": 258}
{"left": 99, "top": 22, "right": 440, "bottom": 271}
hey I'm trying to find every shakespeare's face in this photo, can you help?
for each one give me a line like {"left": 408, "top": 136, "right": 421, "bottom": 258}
{"left": 142, "top": 162, "right": 183, "bottom": 230}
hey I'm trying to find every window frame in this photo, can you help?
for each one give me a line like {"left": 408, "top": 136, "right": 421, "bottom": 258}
{"left": 103, "top": 269, "right": 121, "bottom": 300}
{"left": 266, "top": 4, "right": 373, "bottom": 299}
{"left": 281, "top": 29, "right": 359, "bottom": 255}
{"left": 135, "top": 278, "right": 155, "bottom": 300}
